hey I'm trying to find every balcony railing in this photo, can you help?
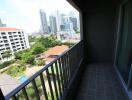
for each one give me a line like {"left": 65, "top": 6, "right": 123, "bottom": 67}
{"left": 0, "top": 40, "right": 83, "bottom": 100}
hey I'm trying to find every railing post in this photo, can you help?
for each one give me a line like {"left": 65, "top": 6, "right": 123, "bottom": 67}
{"left": 0, "top": 88, "right": 5, "bottom": 100}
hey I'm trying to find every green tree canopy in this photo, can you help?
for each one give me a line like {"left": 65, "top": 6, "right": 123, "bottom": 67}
{"left": 21, "top": 52, "right": 35, "bottom": 65}
{"left": 37, "top": 35, "right": 61, "bottom": 48}
{"left": 31, "top": 43, "right": 45, "bottom": 54}
{"left": 29, "top": 35, "right": 37, "bottom": 42}
{"left": 15, "top": 49, "right": 31, "bottom": 60}
{"left": 2, "top": 50, "right": 12, "bottom": 59}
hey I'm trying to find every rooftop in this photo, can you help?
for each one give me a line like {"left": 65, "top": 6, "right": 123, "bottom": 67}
{"left": 40, "top": 45, "right": 69, "bottom": 63}
{"left": 0, "top": 27, "right": 21, "bottom": 31}
{"left": 44, "top": 45, "right": 69, "bottom": 56}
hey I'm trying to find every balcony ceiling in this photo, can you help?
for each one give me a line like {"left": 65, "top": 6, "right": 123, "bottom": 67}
{"left": 68, "top": 0, "right": 126, "bottom": 12}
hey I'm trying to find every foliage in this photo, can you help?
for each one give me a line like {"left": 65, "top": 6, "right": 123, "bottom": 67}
{"left": 31, "top": 43, "right": 45, "bottom": 54}
{"left": 2, "top": 50, "right": 12, "bottom": 59}
{"left": 37, "top": 35, "right": 61, "bottom": 48}
{"left": 0, "top": 60, "right": 15, "bottom": 69}
{"left": 28, "top": 35, "right": 37, "bottom": 43}
{"left": 15, "top": 50, "right": 35, "bottom": 65}
{"left": 15, "top": 49, "right": 31, "bottom": 60}
{"left": 35, "top": 59, "right": 45, "bottom": 66}
{"left": 15, "top": 51, "right": 25, "bottom": 60}
{"left": 6, "top": 65, "right": 26, "bottom": 77}
{"left": 15, "top": 35, "right": 61, "bottom": 64}
{"left": 16, "top": 78, "right": 43, "bottom": 100}
{"left": 21, "top": 52, "right": 35, "bottom": 65}
{"left": 16, "top": 77, "right": 57, "bottom": 100}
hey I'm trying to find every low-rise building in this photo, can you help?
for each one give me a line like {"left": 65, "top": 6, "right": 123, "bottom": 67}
{"left": 0, "top": 27, "right": 30, "bottom": 62}
{"left": 40, "top": 45, "right": 69, "bottom": 64}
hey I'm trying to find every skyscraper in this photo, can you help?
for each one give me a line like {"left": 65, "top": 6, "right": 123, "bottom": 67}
{"left": 0, "top": 18, "right": 6, "bottom": 27}
{"left": 39, "top": 9, "right": 49, "bottom": 34}
{"left": 68, "top": 12, "right": 79, "bottom": 31}
{"left": 60, "top": 14, "right": 65, "bottom": 31}
{"left": 49, "top": 16, "right": 57, "bottom": 33}
{"left": 55, "top": 11, "right": 61, "bottom": 32}
{"left": 69, "top": 17, "right": 78, "bottom": 31}
{"left": 63, "top": 16, "right": 74, "bottom": 31}
{"left": 77, "top": 15, "right": 80, "bottom": 32}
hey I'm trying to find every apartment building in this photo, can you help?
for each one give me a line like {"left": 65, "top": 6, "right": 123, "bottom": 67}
{"left": 0, "top": 27, "right": 30, "bottom": 62}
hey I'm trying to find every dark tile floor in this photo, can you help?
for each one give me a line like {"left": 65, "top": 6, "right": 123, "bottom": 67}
{"left": 75, "top": 64, "right": 129, "bottom": 100}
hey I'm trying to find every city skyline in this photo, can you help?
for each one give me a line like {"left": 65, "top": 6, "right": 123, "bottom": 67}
{"left": 0, "top": 0, "right": 79, "bottom": 33}
{"left": 39, "top": 9, "right": 79, "bottom": 34}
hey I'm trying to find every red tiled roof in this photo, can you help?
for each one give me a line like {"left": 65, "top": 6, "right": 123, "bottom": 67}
{"left": 40, "top": 45, "right": 69, "bottom": 62}
{"left": 44, "top": 45, "right": 69, "bottom": 56}
{"left": 0, "top": 27, "right": 20, "bottom": 31}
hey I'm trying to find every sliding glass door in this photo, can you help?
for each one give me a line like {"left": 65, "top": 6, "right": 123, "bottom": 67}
{"left": 116, "top": 0, "right": 132, "bottom": 87}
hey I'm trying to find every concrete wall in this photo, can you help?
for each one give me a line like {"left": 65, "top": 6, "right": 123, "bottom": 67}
{"left": 69, "top": 0, "right": 127, "bottom": 63}
{"left": 83, "top": 0, "right": 119, "bottom": 63}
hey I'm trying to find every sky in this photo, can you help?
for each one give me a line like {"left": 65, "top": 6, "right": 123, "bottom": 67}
{"left": 0, "top": 0, "right": 79, "bottom": 33}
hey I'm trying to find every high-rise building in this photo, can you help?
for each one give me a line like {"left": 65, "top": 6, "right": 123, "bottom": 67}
{"left": 0, "top": 27, "right": 30, "bottom": 62}
{"left": 0, "top": 18, "right": 6, "bottom": 27}
{"left": 63, "top": 16, "right": 74, "bottom": 31}
{"left": 40, "top": 9, "right": 49, "bottom": 34}
{"left": 55, "top": 11, "right": 61, "bottom": 32}
{"left": 49, "top": 16, "right": 57, "bottom": 33}
{"left": 60, "top": 14, "right": 65, "bottom": 25}
{"left": 77, "top": 15, "right": 80, "bottom": 32}
{"left": 69, "top": 17, "right": 78, "bottom": 31}
{"left": 68, "top": 12, "right": 79, "bottom": 32}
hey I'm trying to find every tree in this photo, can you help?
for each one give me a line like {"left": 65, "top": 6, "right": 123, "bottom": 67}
{"left": 37, "top": 35, "right": 61, "bottom": 48}
{"left": 15, "top": 49, "right": 31, "bottom": 60}
{"left": 0, "top": 60, "right": 15, "bottom": 69}
{"left": 15, "top": 51, "right": 24, "bottom": 60}
{"left": 2, "top": 50, "right": 12, "bottom": 60}
{"left": 32, "top": 43, "right": 45, "bottom": 54}
{"left": 35, "top": 59, "right": 45, "bottom": 66}
{"left": 28, "top": 35, "right": 37, "bottom": 42}
{"left": 21, "top": 52, "right": 35, "bottom": 65}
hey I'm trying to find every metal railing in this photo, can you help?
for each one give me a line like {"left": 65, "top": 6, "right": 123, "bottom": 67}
{"left": 0, "top": 40, "right": 83, "bottom": 100}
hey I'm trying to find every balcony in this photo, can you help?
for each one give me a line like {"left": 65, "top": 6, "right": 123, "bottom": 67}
{"left": 1, "top": 0, "right": 132, "bottom": 99}
{"left": 0, "top": 41, "right": 83, "bottom": 100}
{"left": 0, "top": 40, "right": 130, "bottom": 100}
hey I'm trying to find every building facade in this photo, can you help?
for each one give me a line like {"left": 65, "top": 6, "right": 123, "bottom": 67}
{"left": 49, "top": 16, "right": 57, "bottom": 33}
{"left": 63, "top": 16, "right": 74, "bottom": 31}
{"left": 55, "top": 11, "right": 61, "bottom": 32}
{"left": 69, "top": 17, "right": 77, "bottom": 31}
{"left": 40, "top": 9, "right": 49, "bottom": 34}
{"left": 0, "top": 27, "right": 30, "bottom": 62}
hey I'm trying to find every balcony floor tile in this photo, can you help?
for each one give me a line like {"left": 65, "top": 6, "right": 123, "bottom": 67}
{"left": 75, "top": 64, "right": 129, "bottom": 100}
